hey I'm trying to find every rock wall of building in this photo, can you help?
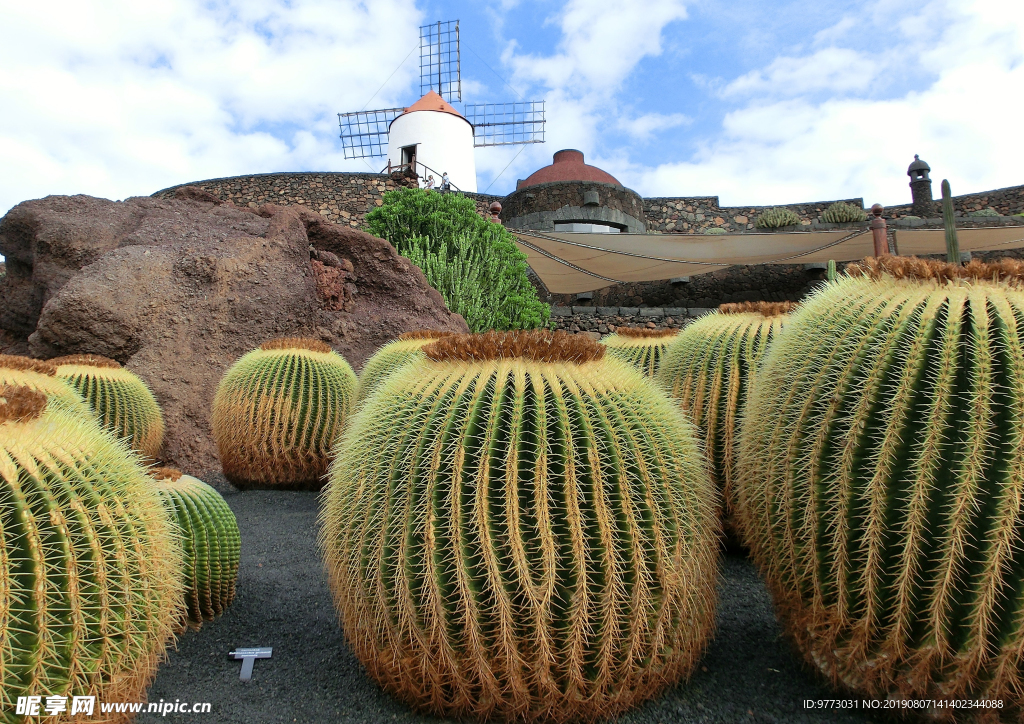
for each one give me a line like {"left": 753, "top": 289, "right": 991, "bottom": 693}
{"left": 501, "top": 180, "right": 646, "bottom": 228}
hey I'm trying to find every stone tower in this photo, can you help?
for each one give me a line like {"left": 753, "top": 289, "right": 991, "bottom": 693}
{"left": 908, "top": 154, "right": 934, "bottom": 217}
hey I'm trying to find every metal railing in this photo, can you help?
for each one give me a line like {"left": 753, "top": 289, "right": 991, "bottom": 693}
{"left": 382, "top": 160, "right": 463, "bottom": 193}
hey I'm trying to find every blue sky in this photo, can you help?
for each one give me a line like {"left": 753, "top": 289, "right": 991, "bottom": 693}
{"left": 1, "top": 0, "right": 1022, "bottom": 230}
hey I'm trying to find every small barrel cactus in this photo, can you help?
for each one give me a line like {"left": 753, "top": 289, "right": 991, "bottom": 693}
{"left": 0, "top": 354, "right": 94, "bottom": 419}
{"left": 0, "top": 384, "right": 183, "bottom": 717}
{"left": 600, "top": 326, "right": 678, "bottom": 376}
{"left": 211, "top": 337, "right": 357, "bottom": 490}
{"left": 656, "top": 302, "right": 794, "bottom": 540}
{"left": 321, "top": 330, "right": 720, "bottom": 723}
{"left": 737, "top": 257, "right": 1024, "bottom": 715}
{"left": 51, "top": 353, "right": 165, "bottom": 460}
{"left": 755, "top": 207, "right": 801, "bottom": 229}
{"left": 821, "top": 201, "right": 867, "bottom": 223}
{"left": 356, "top": 330, "right": 453, "bottom": 404}
{"left": 149, "top": 467, "right": 241, "bottom": 628}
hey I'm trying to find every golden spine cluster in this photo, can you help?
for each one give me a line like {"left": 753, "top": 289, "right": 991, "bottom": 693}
{"left": 599, "top": 327, "right": 678, "bottom": 376}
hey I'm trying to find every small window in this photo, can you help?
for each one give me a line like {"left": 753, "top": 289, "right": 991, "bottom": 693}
{"left": 401, "top": 145, "right": 417, "bottom": 167}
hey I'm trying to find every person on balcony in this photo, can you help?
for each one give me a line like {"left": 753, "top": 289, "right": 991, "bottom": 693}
{"left": 423, "top": 175, "right": 435, "bottom": 191}
{"left": 441, "top": 172, "right": 450, "bottom": 192}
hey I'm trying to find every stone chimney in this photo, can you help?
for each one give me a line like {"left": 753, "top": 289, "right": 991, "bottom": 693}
{"left": 907, "top": 154, "right": 935, "bottom": 217}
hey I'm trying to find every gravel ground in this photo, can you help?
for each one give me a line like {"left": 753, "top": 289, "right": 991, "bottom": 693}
{"left": 138, "top": 489, "right": 883, "bottom": 724}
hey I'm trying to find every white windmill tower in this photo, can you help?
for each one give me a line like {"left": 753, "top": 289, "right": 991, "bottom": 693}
{"left": 338, "top": 20, "right": 545, "bottom": 193}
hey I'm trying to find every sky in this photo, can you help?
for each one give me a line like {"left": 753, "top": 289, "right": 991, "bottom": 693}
{"left": 1, "top": 0, "right": 1022, "bottom": 229}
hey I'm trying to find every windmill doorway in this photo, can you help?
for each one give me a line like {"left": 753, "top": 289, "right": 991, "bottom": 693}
{"left": 400, "top": 144, "right": 418, "bottom": 172}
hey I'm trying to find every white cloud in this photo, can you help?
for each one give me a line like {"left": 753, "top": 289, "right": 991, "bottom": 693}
{"left": 617, "top": 112, "right": 692, "bottom": 140}
{"left": 722, "top": 48, "right": 882, "bottom": 97}
{"left": 631, "top": 0, "right": 1024, "bottom": 206}
{"left": 0, "top": 0, "right": 422, "bottom": 217}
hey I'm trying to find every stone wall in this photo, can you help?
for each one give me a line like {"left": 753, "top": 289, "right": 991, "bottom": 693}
{"left": 152, "top": 172, "right": 503, "bottom": 229}
{"left": 642, "top": 197, "right": 866, "bottom": 234}
{"left": 549, "top": 305, "right": 713, "bottom": 337}
{"left": 886, "top": 182, "right": 1024, "bottom": 218}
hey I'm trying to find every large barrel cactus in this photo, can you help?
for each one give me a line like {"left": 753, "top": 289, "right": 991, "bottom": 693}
{"left": 321, "top": 330, "right": 720, "bottom": 723}
{"left": 737, "top": 257, "right": 1024, "bottom": 716}
{"left": 211, "top": 337, "right": 357, "bottom": 489}
{"left": 356, "top": 330, "right": 453, "bottom": 404}
{"left": 0, "top": 354, "right": 94, "bottom": 419}
{"left": 656, "top": 302, "right": 793, "bottom": 538}
{"left": 600, "top": 326, "right": 678, "bottom": 376}
{"left": 52, "top": 354, "right": 165, "bottom": 460}
{"left": 0, "top": 384, "right": 183, "bottom": 722}
{"left": 150, "top": 467, "right": 241, "bottom": 628}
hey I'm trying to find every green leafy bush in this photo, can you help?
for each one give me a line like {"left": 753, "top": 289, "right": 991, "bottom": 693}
{"left": 755, "top": 207, "right": 802, "bottom": 228}
{"left": 968, "top": 208, "right": 999, "bottom": 217}
{"left": 366, "top": 188, "right": 549, "bottom": 332}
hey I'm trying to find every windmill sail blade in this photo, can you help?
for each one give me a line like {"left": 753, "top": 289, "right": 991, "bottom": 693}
{"left": 337, "top": 108, "right": 403, "bottom": 159}
{"left": 420, "top": 20, "right": 461, "bottom": 102}
{"left": 465, "top": 101, "right": 546, "bottom": 147}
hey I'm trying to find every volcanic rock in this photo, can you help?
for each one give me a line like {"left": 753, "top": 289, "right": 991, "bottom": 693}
{"left": 0, "top": 191, "right": 468, "bottom": 484}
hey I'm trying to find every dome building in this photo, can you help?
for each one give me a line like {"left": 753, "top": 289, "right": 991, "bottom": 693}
{"left": 500, "top": 150, "right": 647, "bottom": 234}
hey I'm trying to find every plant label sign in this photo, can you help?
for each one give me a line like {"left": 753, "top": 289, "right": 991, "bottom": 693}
{"left": 229, "top": 647, "right": 273, "bottom": 681}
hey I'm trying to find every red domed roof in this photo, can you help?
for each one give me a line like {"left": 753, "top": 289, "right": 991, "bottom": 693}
{"left": 517, "top": 150, "right": 620, "bottom": 189}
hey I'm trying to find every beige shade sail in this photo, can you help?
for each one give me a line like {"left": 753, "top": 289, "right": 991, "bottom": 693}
{"left": 511, "top": 228, "right": 874, "bottom": 294}
{"left": 893, "top": 226, "right": 1024, "bottom": 257}
{"left": 512, "top": 226, "right": 1024, "bottom": 294}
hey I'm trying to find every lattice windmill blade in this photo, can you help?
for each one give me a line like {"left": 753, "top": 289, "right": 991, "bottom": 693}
{"left": 420, "top": 20, "right": 461, "bottom": 102}
{"left": 337, "top": 108, "right": 403, "bottom": 159}
{"left": 464, "top": 102, "right": 546, "bottom": 147}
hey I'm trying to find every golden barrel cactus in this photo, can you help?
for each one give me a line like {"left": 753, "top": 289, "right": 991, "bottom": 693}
{"left": 356, "top": 330, "right": 453, "bottom": 404}
{"left": 150, "top": 468, "right": 241, "bottom": 629}
{"left": 211, "top": 337, "right": 357, "bottom": 490}
{"left": 599, "top": 326, "right": 678, "bottom": 376}
{"left": 51, "top": 354, "right": 165, "bottom": 460}
{"left": 0, "top": 384, "right": 183, "bottom": 723}
{"left": 0, "top": 354, "right": 94, "bottom": 419}
{"left": 321, "top": 330, "right": 719, "bottom": 723}
{"left": 655, "top": 302, "right": 794, "bottom": 538}
{"left": 737, "top": 257, "right": 1024, "bottom": 717}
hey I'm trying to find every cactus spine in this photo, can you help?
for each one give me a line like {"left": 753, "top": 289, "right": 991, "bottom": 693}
{"left": 321, "top": 331, "right": 719, "bottom": 723}
{"left": 149, "top": 468, "right": 240, "bottom": 628}
{"left": 356, "top": 330, "right": 453, "bottom": 404}
{"left": 600, "top": 326, "right": 678, "bottom": 376}
{"left": 211, "top": 338, "right": 357, "bottom": 490}
{"left": 52, "top": 354, "right": 165, "bottom": 460}
{"left": 736, "top": 256, "right": 1024, "bottom": 714}
{"left": 0, "top": 384, "right": 183, "bottom": 721}
{"left": 942, "top": 179, "right": 960, "bottom": 264}
{"left": 655, "top": 302, "right": 793, "bottom": 539}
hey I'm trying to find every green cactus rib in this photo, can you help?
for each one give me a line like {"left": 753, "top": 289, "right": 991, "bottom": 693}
{"left": 600, "top": 331, "right": 678, "bottom": 377}
{"left": 321, "top": 357, "right": 720, "bottom": 723}
{"left": 736, "top": 271, "right": 1024, "bottom": 712}
{"left": 55, "top": 363, "right": 165, "bottom": 460}
{"left": 356, "top": 338, "right": 437, "bottom": 404}
{"left": 211, "top": 345, "right": 357, "bottom": 489}
{"left": 656, "top": 309, "right": 787, "bottom": 539}
{"left": 0, "top": 396, "right": 183, "bottom": 722}
{"left": 152, "top": 472, "right": 240, "bottom": 628}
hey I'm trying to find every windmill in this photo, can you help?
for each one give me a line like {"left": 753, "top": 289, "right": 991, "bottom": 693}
{"left": 338, "top": 20, "right": 546, "bottom": 193}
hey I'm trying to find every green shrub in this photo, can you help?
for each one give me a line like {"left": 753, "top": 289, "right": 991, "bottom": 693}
{"left": 366, "top": 188, "right": 549, "bottom": 332}
{"left": 755, "top": 207, "right": 802, "bottom": 229}
{"left": 967, "top": 208, "right": 999, "bottom": 217}
{"left": 821, "top": 201, "right": 867, "bottom": 223}
{"left": 705, "top": 226, "right": 727, "bottom": 235}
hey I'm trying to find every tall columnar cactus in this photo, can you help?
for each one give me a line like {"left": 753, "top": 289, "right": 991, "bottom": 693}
{"left": 942, "top": 179, "right": 961, "bottom": 264}
{"left": 599, "top": 326, "right": 678, "bottom": 376}
{"left": 356, "top": 330, "right": 453, "bottom": 404}
{"left": 211, "top": 337, "right": 357, "bottom": 489}
{"left": 756, "top": 207, "right": 801, "bottom": 229}
{"left": 737, "top": 256, "right": 1024, "bottom": 715}
{"left": 0, "top": 354, "right": 94, "bottom": 419}
{"left": 52, "top": 354, "right": 165, "bottom": 460}
{"left": 655, "top": 302, "right": 794, "bottom": 539}
{"left": 0, "top": 384, "right": 183, "bottom": 722}
{"left": 827, "top": 259, "right": 837, "bottom": 282}
{"left": 321, "top": 330, "right": 720, "bottom": 723}
{"left": 149, "top": 468, "right": 241, "bottom": 628}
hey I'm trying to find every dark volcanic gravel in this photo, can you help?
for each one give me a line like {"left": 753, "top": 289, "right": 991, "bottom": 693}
{"left": 138, "top": 489, "right": 883, "bottom": 724}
